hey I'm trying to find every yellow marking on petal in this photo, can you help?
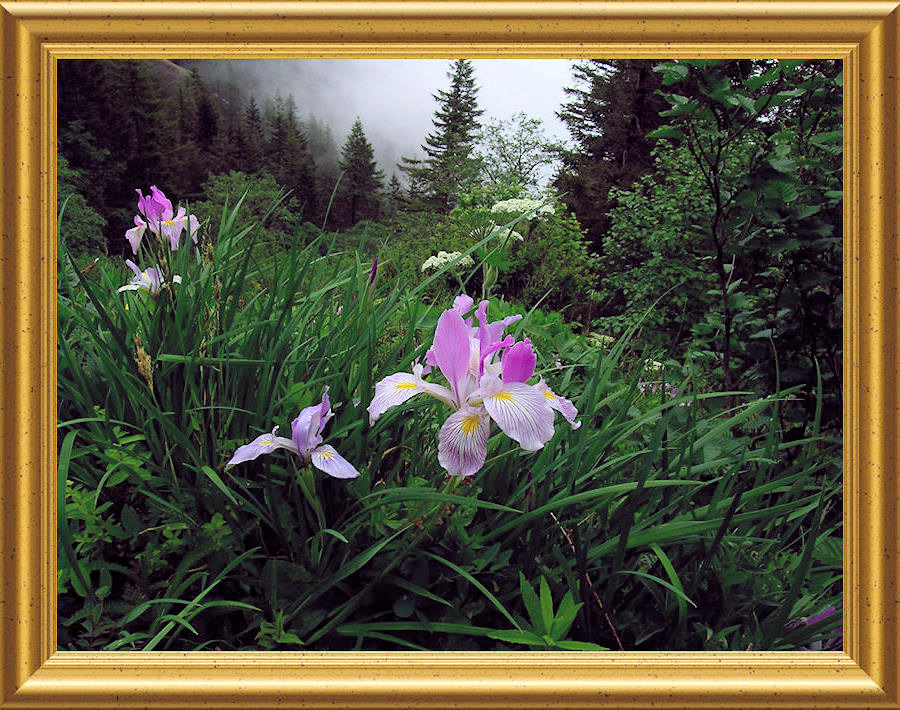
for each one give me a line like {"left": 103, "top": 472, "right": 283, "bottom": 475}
{"left": 163, "top": 219, "right": 175, "bottom": 226}
{"left": 319, "top": 450, "right": 334, "bottom": 459}
{"left": 395, "top": 382, "right": 419, "bottom": 390}
{"left": 492, "top": 391, "right": 516, "bottom": 402}
{"left": 259, "top": 438, "right": 274, "bottom": 446}
{"left": 461, "top": 414, "right": 481, "bottom": 435}
{"left": 544, "top": 390, "right": 557, "bottom": 400}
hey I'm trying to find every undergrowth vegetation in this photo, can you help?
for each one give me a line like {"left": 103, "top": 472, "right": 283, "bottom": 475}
{"left": 58, "top": 189, "right": 841, "bottom": 652}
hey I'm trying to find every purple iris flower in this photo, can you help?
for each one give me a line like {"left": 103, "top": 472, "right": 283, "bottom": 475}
{"left": 127, "top": 186, "right": 200, "bottom": 253}
{"left": 368, "top": 295, "right": 580, "bottom": 478}
{"left": 226, "top": 388, "right": 360, "bottom": 479}
{"left": 117, "top": 259, "right": 181, "bottom": 297}
{"left": 786, "top": 605, "right": 843, "bottom": 651}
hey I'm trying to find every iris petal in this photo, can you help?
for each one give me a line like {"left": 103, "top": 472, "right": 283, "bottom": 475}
{"left": 536, "top": 378, "right": 581, "bottom": 430}
{"left": 310, "top": 444, "right": 360, "bottom": 479}
{"left": 432, "top": 308, "right": 474, "bottom": 406}
{"left": 501, "top": 339, "right": 536, "bottom": 383}
{"left": 479, "top": 376, "right": 555, "bottom": 451}
{"left": 438, "top": 406, "right": 490, "bottom": 477}
{"left": 368, "top": 371, "right": 455, "bottom": 424}
{"left": 226, "top": 431, "right": 298, "bottom": 467}
{"left": 291, "top": 401, "right": 325, "bottom": 457}
{"left": 125, "top": 218, "right": 147, "bottom": 254}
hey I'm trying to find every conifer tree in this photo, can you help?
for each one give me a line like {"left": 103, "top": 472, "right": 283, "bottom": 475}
{"left": 264, "top": 93, "right": 318, "bottom": 221}
{"left": 401, "top": 59, "right": 484, "bottom": 212}
{"left": 336, "top": 118, "right": 384, "bottom": 227}
{"left": 238, "top": 96, "right": 265, "bottom": 173}
{"left": 555, "top": 60, "right": 667, "bottom": 250}
{"left": 384, "top": 174, "right": 405, "bottom": 217}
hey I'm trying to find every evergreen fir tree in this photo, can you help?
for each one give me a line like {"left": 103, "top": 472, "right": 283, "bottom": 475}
{"left": 554, "top": 60, "right": 668, "bottom": 251}
{"left": 401, "top": 59, "right": 484, "bottom": 212}
{"left": 336, "top": 118, "right": 384, "bottom": 227}
{"left": 193, "top": 72, "right": 219, "bottom": 154}
{"left": 238, "top": 96, "right": 265, "bottom": 173}
{"left": 264, "top": 93, "right": 318, "bottom": 222}
{"left": 384, "top": 174, "right": 405, "bottom": 217}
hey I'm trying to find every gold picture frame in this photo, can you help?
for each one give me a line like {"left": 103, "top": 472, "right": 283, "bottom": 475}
{"left": 1, "top": 1, "right": 897, "bottom": 707}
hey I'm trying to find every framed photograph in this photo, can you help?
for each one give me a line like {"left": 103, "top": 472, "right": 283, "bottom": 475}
{"left": 2, "top": 1, "right": 898, "bottom": 708}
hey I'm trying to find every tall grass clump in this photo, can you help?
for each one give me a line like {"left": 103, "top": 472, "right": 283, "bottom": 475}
{"left": 58, "top": 187, "right": 841, "bottom": 652}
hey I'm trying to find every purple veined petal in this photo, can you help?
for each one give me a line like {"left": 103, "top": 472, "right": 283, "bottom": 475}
{"left": 188, "top": 214, "right": 200, "bottom": 243}
{"left": 535, "top": 378, "right": 582, "bottom": 430}
{"left": 317, "top": 387, "right": 333, "bottom": 436}
{"left": 432, "top": 307, "right": 475, "bottom": 407}
{"left": 226, "top": 428, "right": 299, "bottom": 467}
{"left": 368, "top": 372, "right": 424, "bottom": 423}
{"left": 291, "top": 401, "right": 326, "bottom": 458}
{"left": 367, "top": 370, "right": 455, "bottom": 424}
{"left": 438, "top": 406, "right": 491, "bottom": 477}
{"left": 144, "top": 267, "right": 163, "bottom": 294}
{"left": 479, "top": 334, "right": 514, "bottom": 378}
{"left": 149, "top": 185, "right": 174, "bottom": 221}
{"left": 162, "top": 208, "right": 188, "bottom": 250}
{"left": 125, "top": 217, "right": 147, "bottom": 254}
{"left": 135, "top": 188, "right": 152, "bottom": 220}
{"left": 124, "top": 259, "right": 143, "bottom": 279}
{"left": 310, "top": 444, "right": 360, "bottom": 479}
{"left": 474, "top": 300, "right": 522, "bottom": 355}
{"left": 452, "top": 294, "right": 475, "bottom": 319}
{"left": 478, "top": 375, "right": 555, "bottom": 451}
{"left": 118, "top": 260, "right": 163, "bottom": 294}
{"left": 501, "top": 339, "right": 536, "bottom": 383}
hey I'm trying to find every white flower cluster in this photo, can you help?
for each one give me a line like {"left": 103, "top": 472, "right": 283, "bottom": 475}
{"left": 421, "top": 250, "right": 475, "bottom": 272}
{"left": 490, "top": 198, "right": 555, "bottom": 217}
{"left": 588, "top": 332, "right": 616, "bottom": 348}
{"left": 643, "top": 359, "right": 665, "bottom": 373}
{"left": 488, "top": 224, "right": 524, "bottom": 242}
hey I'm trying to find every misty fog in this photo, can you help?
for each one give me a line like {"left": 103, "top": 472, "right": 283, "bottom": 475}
{"left": 177, "top": 58, "right": 574, "bottom": 185}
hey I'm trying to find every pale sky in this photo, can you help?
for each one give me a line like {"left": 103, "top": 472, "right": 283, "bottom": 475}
{"left": 194, "top": 59, "right": 578, "bottom": 184}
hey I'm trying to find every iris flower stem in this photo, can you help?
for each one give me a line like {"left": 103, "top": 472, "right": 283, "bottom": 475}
{"left": 296, "top": 465, "right": 327, "bottom": 567}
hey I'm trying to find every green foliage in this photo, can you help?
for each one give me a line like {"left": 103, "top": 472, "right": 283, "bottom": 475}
{"left": 59, "top": 181, "right": 840, "bottom": 653}
{"left": 493, "top": 203, "right": 597, "bottom": 318}
{"left": 555, "top": 60, "right": 669, "bottom": 250}
{"left": 263, "top": 93, "right": 319, "bottom": 219}
{"left": 58, "top": 154, "right": 107, "bottom": 255}
{"left": 595, "top": 59, "right": 842, "bottom": 428}
{"left": 57, "top": 58, "right": 842, "bottom": 655}
{"left": 475, "top": 112, "right": 561, "bottom": 194}
{"left": 193, "top": 170, "right": 303, "bottom": 244}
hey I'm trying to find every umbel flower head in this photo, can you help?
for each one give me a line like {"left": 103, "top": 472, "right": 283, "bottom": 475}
{"left": 226, "top": 388, "right": 360, "bottom": 479}
{"left": 126, "top": 185, "right": 200, "bottom": 253}
{"left": 421, "top": 251, "right": 475, "bottom": 273}
{"left": 369, "top": 295, "right": 579, "bottom": 477}
{"left": 490, "top": 198, "right": 555, "bottom": 217}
